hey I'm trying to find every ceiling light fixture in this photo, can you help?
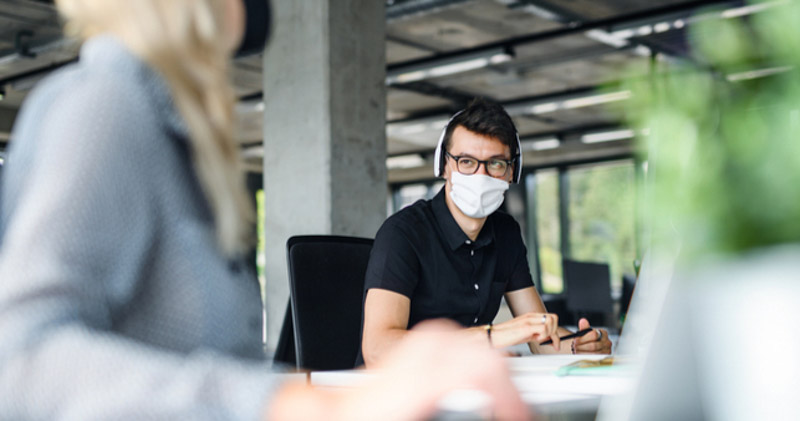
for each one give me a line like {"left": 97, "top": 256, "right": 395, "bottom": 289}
{"left": 240, "top": 145, "right": 264, "bottom": 160}
{"left": 633, "top": 45, "right": 652, "bottom": 57}
{"left": 726, "top": 65, "right": 793, "bottom": 82}
{"left": 721, "top": 0, "right": 786, "bottom": 19}
{"left": 611, "top": 28, "right": 636, "bottom": 39}
{"left": 504, "top": 90, "right": 633, "bottom": 118}
{"left": 389, "top": 88, "right": 634, "bottom": 142}
{"left": 235, "top": 100, "right": 264, "bottom": 114}
{"left": 581, "top": 129, "right": 635, "bottom": 143}
{"left": 387, "top": 154, "right": 426, "bottom": 170}
{"left": 585, "top": 29, "right": 629, "bottom": 48}
{"left": 386, "top": 47, "right": 514, "bottom": 85}
{"left": 653, "top": 22, "right": 671, "bottom": 33}
{"left": 390, "top": 122, "right": 430, "bottom": 136}
{"left": 528, "top": 102, "right": 560, "bottom": 114}
{"left": 386, "top": 115, "right": 450, "bottom": 145}
{"left": 562, "top": 90, "right": 631, "bottom": 109}
{"left": 589, "top": 1, "right": 784, "bottom": 51}
{"left": 521, "top": 137, "right": 561, "bottom": 151}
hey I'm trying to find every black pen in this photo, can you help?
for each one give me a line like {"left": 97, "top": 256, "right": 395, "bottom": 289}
{"left": 539, "top": 327, "right": 593, "bottom": 346}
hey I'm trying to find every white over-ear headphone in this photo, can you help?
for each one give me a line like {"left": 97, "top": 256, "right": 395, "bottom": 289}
{"left": 433, "top": 110, "right": 523, "bottom": 183}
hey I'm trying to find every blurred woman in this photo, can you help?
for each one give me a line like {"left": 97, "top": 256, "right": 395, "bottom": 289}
{"left": 0, "top": 0, "right": 527, "bottom": 419}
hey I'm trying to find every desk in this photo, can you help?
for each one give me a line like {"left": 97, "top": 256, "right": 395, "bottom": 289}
{"left": 311, "top": 354, "right": 633, "bottom": 420}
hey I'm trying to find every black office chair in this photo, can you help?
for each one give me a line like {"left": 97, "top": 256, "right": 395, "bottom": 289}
{"left": 285, "top": 235, "right": 373, "bottom": 371}
{"left": 620, "top": 273, "right": 637, "bottom": 318}
{"left": 273, "top": 300, "right": 296, "bottom": 368}
{"left": 540, "top": 294, "right": 574, "bottom": 327}
{"left": 563, "top": 259, "right": 614, "bottom": 326}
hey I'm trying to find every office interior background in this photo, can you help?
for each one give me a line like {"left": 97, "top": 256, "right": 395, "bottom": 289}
{"left": 0, "top": 0, "right": 786, "bottom": 348}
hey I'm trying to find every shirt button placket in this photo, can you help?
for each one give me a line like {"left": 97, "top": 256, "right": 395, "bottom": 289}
{"left": 467, "top": 240, "right": 481, "bottom": 328}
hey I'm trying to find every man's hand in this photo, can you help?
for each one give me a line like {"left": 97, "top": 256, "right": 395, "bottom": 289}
{"left": 573, "top": 318, "right": 612, "bottom": 354}
{"left": 490, "top": 312, "right": 561, "bottom": 351}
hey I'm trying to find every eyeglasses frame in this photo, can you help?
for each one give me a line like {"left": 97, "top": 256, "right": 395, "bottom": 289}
{"left": 444, "top": 150, "right": 514, "bottom": 178}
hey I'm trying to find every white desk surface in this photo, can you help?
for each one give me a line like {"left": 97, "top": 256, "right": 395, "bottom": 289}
{"left": 310, "top": 354, "right": 634, "bottom": 408}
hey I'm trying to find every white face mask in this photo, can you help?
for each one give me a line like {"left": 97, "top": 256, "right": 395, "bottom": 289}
{"left": 449, "top": 172, "right": 509, "bottom": 219}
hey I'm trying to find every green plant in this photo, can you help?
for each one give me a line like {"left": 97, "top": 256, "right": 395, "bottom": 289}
{"left": 626, "top": 0, "right": 800, "bottom": 260}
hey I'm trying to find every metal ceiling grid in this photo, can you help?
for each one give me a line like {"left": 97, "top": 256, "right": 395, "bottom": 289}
{"left": 0, "top": 0, "right": 772, "bottom": 182}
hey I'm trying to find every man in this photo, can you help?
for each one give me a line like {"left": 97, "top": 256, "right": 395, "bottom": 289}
{"left": 361, "top": 99, "right": 612, "bottom": 367}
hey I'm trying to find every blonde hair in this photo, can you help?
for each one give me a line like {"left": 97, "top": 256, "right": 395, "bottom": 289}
{"left": 56, "top": 0, "right": 253, "bottom": 256}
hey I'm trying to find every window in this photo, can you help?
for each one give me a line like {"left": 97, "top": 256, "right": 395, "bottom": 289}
{"left": 567, "top": 161, "right": 636, "bottom": 294}
{"left": 529, "top": 170, "right": 563, "bottom": 294}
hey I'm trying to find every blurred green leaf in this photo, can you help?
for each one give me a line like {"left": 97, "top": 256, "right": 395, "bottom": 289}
{"left": 628, "top": 0, "right": 800, "bottom": 262}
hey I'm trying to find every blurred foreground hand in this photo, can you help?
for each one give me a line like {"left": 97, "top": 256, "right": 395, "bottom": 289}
{"left": 268, "top": 319, "right": 529, "bottom": 421}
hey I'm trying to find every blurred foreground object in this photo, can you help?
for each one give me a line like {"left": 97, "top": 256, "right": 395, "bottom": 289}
{"left": 624, "top": 246, "right": 800, "bottom": 420}
{"left": 626, "top": 0, "right": 800, "bottom": 260}
{"left": 601, "top": 1, "right": 800, "bottom": 419}
{"left": 271, "top": 320, "right": 530, "bottom": 421}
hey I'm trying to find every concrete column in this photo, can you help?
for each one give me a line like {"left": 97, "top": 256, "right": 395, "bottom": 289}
{"left": 261, "top": 0, "right": 386, "bottom": 350}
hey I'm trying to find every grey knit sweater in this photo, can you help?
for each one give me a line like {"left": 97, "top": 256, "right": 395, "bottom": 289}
{"left": 0, "top": 36, "right": 281, "bottom": 420}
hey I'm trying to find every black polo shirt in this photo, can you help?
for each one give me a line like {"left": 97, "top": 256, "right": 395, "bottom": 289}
{"left": 364, "top": 187, "right": 534, "bottom": 328}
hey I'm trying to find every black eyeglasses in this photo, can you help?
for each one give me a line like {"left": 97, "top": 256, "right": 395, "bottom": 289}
{"left": 445, "top": 151, "right": 513, "bottom": 178}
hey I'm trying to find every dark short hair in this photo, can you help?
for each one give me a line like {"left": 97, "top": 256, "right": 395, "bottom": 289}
{"left": 443, "top": 98, "right": 519, "bottom": 158}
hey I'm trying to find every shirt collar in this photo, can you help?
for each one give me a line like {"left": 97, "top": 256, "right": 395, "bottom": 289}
{"left": 431, "top": 187, "right": 495, "bottom": 251}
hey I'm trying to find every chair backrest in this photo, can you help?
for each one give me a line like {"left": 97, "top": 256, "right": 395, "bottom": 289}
{"left": 563, "top": 259, "right": 613, "bottom": 315}
{"left": 272, "top": 299, "right": 296, "bottom": 368}
{"left": 286, "top": 235, "right": 373, "bottom": 371}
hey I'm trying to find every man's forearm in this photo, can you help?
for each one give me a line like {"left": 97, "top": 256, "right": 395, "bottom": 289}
{"left": 362, "top": 328, "right": 409, "bottom": 368}
{"left": 366, "top": 324, "right": 496, "bottom": 367}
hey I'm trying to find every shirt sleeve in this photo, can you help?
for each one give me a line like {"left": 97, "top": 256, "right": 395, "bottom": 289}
{"left": 505, "top": 218, "right": 536, "bottom": 292}
{"left": 363, "top": 218, "right": 421, "bottom": 298}
{"left": 0, "top": 76, "right": 282, "bottom": 420}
